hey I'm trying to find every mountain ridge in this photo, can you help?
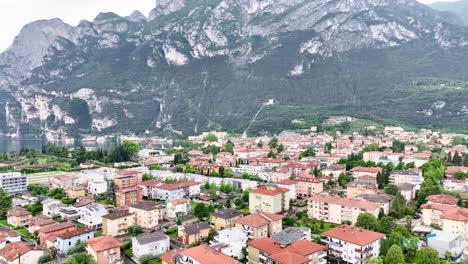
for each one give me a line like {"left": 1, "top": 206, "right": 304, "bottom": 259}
{"left": 0, "top": 0, "right": 467, "bottom": 139}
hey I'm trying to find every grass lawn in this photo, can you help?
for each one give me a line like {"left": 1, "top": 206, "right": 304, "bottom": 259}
{"left": 148, "top": 259, "right": 162, "bottom": 264}
{"left": 0, "top": 219, "right": 35, "bottom": 241}
{"left": 165, "top": 228, "right": 178, "bottom": 239}
{"left": 124, "top": 248, "right": 132, "bottom": 257}
{"left": 27, "top": 171, "right": 68, "bottom": 185}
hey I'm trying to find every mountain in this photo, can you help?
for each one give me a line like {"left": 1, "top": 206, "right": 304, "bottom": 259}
{"left": 430, "top": 0, "right": 468, "bottom": 24}
{"left": 1, "top": 0, "right": 468, "bottom": 139}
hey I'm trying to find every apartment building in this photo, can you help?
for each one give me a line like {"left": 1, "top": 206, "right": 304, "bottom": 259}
{"left": 86, "top": 235, "right": 122, "bottom": 264}
{"left": 249, "top": 186, "right": 290, "bottom": 214}
{"left": 350, "top": 167, "right": 382, "bottom": 178}
{"left": 294, "top": 173, "right": 323, "bottom": 198}
{"left": 7, "top": 208, "right": 32, "bottom": 227}
{"left": 115, "top": 186, "right": 143, "bottom": 207}
{"left": 0, "top": 172, "right": 27, "bottom": 194}
{"left": 129, "top": 201, "right": 166, "bottom": 229}
{"left": 276, "top": 179, "right": 297, "bottom": 200}
{"left": 308, "top": 195, "right": 381, "bottom": 225}
{"left": 102, "top": 211, "right": 134, "bottom": 236}
{"left": 210, "top": 209, "right": 243, "bottom": 230}
{"left": 389, "top": 169, "right": 423, "bottom": 189}
{"left": 234, "top": 212, "right": 283, "bottom": 240}
{"left": 346, "top": 181, "right": 378, "bottom": 199}
{"left": 177, "top": 222, "right": 210, "bottom": 245}
{"left": 322, "top": 225, "right": 385, "bottom": 264}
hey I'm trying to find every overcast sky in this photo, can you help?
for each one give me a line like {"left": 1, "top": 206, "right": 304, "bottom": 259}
{"left": 0, "top": 0, "right": 461, "bottom": 52}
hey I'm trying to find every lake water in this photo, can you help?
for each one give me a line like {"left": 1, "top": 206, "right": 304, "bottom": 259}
{"left": 0, "top": 138, "right": 117, "bottom": 153}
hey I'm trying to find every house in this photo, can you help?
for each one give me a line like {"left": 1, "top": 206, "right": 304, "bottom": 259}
{"left": 210, "top": 227, "right": 247, "bottom": 259}
{"left": 129, "top": 201, "right": 166, "bottom": 229}
{"left": 421, "top": 194, "right": 460, "bottom": 227}
{"left": 27, "top": 216, "right": 55, "bottom": 234}
{"left": 102, "top": 211, "right": 134, "bottom": 237}
{"left": 354, "top": 194, "right": 394, "bottom": 215}
{"left": 308, "top": 194, "right": 381, "bottom": 225}
{"left": 177, "top": 222, "right": 210, "bottom": 245}
{"left": 346, "top": 181, "right": 378, "bottom": 199}
{"left": 115, "top": 186, "right": 143, "bottom": 207}
{"left": 0, "top": 172, "right": 28, "bottom": 194}
{"left": 389, "top": 169, "right": 423, "bottom": 189}
{"left": 322, "top": 225, "right": 385, "bottom": 264}
{"left": 445, "top": 166, "right": 468, "bottom": 178}
{"left": 54, "top": 227, "right": 94, "bottom": 254}
{"left": 440, "top": 207, "right": 468, "bottom": 245}
{"left": 397, "top": 183, "right": 417, "bottom": 201}
{"left": 0, "top": 227, "right": 21, "bottom": 249}
{"left": 234, "top": 212, "right": 283, "bottom": 240}
{"left": 42, "top": 199, "right": 65, "bottom": 217}
{"left": 247, "top": 237, "right": 327, "bottom": 264}
{"left": 249, "top": 186, "right": 290, "bottom": 214}
{"left": 67, "top": 186, "right": 87, "bottom": 199}
{"left": 86, "top": 235, "right": 122, "bottom": 264}
{"left": 77, "top": 203, "right": 108, "bottom": 229}
{"left": 138, "top": 179, "right": 163, "bottom": 197}
{"left": 210, "top": 209, "right": 243, "bottom": 230}
{"left": 0, "top": 242, "right": 46, "bottom": 264}
{"left": 161, "top": 244, "right": 240, "bottom": 264}
{"left": 166, "top": 198, "right": 190, "bottom": 219}
{"left": 322, "top": 164, "right": 346, "bottom": 181}
{"left": 132, "top": 232, "right": 170, "bottom": 259}
{"left": 49, "top": 174, "right": 76, "bottom": 190}
{"left": 39, "top": 222, "right": 75, "bottom": 247}
{"left": 294, "top": 173, "right": 323, "bottom": 198}
{"left": 350, "top": 167, "right": 382, "bottom": 178}
{"left": 153, "top": 180, "right": 202, "bottom": 200}
{"left": 88, "top": 179, "right": 108, "bottom": 195}
{"left": 271, "top": 227, "right": 311, "bottom": 246}
{"left": 426, "top": 230, "right": 465, "bottom": 259}
{"left": 276, "top": 179, "right": 297, "bottom": 200}
{"left": 7, "top": 208, "right": 32, "bottom": 227}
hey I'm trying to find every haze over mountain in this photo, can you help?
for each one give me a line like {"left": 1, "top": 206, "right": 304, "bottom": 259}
{"left": 430, "top": 0, "right": 468, "bottom": 24}
{"left": 0, "top": 0, "right": 467, "bottom": 139}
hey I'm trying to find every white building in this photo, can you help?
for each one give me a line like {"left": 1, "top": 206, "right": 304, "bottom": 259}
{"left": 77, "top": 204, "right": 108, "bottom": 229}
{"left": 231, "top": 165, "right": 271, "bottom": 181}
{"left": 0, "top": 172, "right": 27, "bottom": 194}
{"left": 166, "top": 198, "right": 190, "bottom": 219}
{"left": 426, "top": 230, "right": 465, "bottom": 259}
{"left": 42, "top": 199, "right": 65, "bottom": 217}
{"left": 132, "top": 232, "right": 170, "bottom": 259}
{"left": 276, "top": 179, "right": 297, "bottom": 201}
{"left": 210, "top": 227, "right": 247, "bottom": 259}
{"left": 87, "top": 180, "right": 108, "bottom": 195}
{"left": 322, "top": 225, "right": 385, "bottom": 264}
{"left": 389, "top": 169, "right": 424, "bottom": 190}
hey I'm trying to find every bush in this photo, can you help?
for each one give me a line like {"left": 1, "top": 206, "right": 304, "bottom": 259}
{"left": 38, "top": 254, "right": 53, "bottom": 264}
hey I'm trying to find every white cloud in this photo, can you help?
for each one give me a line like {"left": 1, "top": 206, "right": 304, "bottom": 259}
{"left": 0, "top": 0, "right": 155, "bottom": 51}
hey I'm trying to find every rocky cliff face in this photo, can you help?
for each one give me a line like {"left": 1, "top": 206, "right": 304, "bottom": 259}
{"left": 1, "top": 0, "right": 467, "bottom": 138}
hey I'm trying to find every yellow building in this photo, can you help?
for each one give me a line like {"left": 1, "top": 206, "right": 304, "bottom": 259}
{"left": 67, "top": 187, "right": 87, "bottom": 199}
{"left": 249, "top": 186, "right": 289, "bottom": 214}
{"left": 129, "top": 201, "right": 166, "bottom": 229}
{"left": 210, "top": 209, "right": 243, "bottom": 230}
{"left": 7, "top": 208, "right": 32, "bottom": 227}
{"left": 102, "top": 211, "right": 134, "bottom": 236}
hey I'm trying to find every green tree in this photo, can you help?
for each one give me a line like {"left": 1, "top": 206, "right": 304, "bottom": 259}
{"left": 38, "top": 254, "right": 53, "bottom": 264}
{"left": 384, "top": 185, "right": 399, "bottom": 196}
{"left": 139, "top": 255, "right": 157, "bottom": 264}
{"left": 204, "top": 134, "right": 218, "bottom": 142}
{"left": 385, "top": 245, "right": 405, "bottom": 264}
{"left": 48, "top": 188, "right": 67, "bottom": 199}
{"left": 193, "top": 203, "right": 210, "bottom": 220}
{"left": 418, "top": 247, "right": 440, "bottom": 264}
{"left": 127, "top": 225, "right": 144, "bottom": 236}
{"left": 122, "top": 140, "right": 141, "bottom": 159}
{"left": 269, "top": 137, "right": 279, "bottom": 149}
{"left": 337, "top": 173, "right": 352, "bottom": 188}
{"left": 391, "top": 140, "right": 405, "bottom": 153}
{"left": 0, "top": 189, "right": 12, "bottom": 218}
{"left": 225, "top": 199, "right": 231, "bottom": 208}
{"left": 367, "top": 257, "right": 384, "bottom": 264}
{"left": 68, "top": 241, "right": 88, "bottom": 255}
{"left": 298, "top": 147, "right": 315, "bottom": 160}
{"left": 224, "top": 142, "right": 234, "bottom": 154}
{"left": 64, "top": 253, "right": 95, "bottom": 264}
{"left": 355, "top": 213, "right": 378, "bottom": 231}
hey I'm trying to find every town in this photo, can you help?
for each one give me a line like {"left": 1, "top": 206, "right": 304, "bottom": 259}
{"left": 0, "top": 126, "right": 466, "bottom": 264}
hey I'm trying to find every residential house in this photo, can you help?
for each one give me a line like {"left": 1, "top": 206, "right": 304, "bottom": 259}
{"left": 88, "top": 179, "right": 108, "bottom": 195}
{"left": 0, "top": 242, "right": 46, "bottom": 264}
{"left": 49, "top": 174, "right": 76, "bottom": 190}
{"left": 294, "top": 173, "right": 323, "bottom": 198}
{"left": 397, "top": 183, "right": 417, "bottom": 202}
{"left": 445, "top": 166, "right": 468, "bottom": 179}
{"left": 271, "top": 227, "right": 311, "bottom": 246}
{"left": 210, "top": 227, "right": 247, "bottom": 259}
{"left": 86, "top": 235, "right": 122, "bottom": 264}
{"left": 27, "top": 216, "right": 55, "bottom": 234}
{"left": 102, "top": 211, "right": 134, "bottom": 237}
{"left": 247, "top": 237, "right": 327, "bottom": 264}
{"left": 426, "top": 230, "right": 465, "bottom": 259}
{"left": 132, "top": 232, "right": 170, "bottom": 259}
{"left": 234, "top": 212, "right": 283, "bottom": 240}
{"left": 308, "top": 194, "right": 381, "bottom": 225}
{"left": 440, "top": 207, "right": 468, "bottom": 245}
{"left": 160, "top": 244, "right": 240, "bottom": 264}
{"left": 177, "top": 222, "right": 210, "bottom": 245}
{"left": 421, "top": 194, "right": 460, "bottom": 227}
{"left": 138, "top": 179, "right": 162, "bottom": 197}
{"left": 210, "top": 209, "right": 243, "bottom": 230}
{"left": 0, "top": 227, "right": 21, "bottom": 249}
{"left": 39, "top": 222, "right": 75, "bottom": 247}
{"left": 54, "top": 227, "right": 94, "bottom": 254}
{"left": 115, "top": 186, "right": 143, "bottom": 207}
{"left": 350, "top": 167, "right": 382, "bottom": 178}
{"left": 42, "top": 199, "right": 65, "bottom": 217}
{"left": 322, "top": 164, "right": 346, "bottom": 181}
{"left": 249, "top": 186, "right": 290, "bottom": 214}
{"left": 77, "top": 203, "right": 108, "bottom": 229}
{"left": 166, "top": 198, "right": 190, "bottom": 219}
{"left": 129, "top": 201, "right": 166, "bottom": 229}
{"left": 276, "top": 179, "right": 297, "bottom": 201}
{"left": 153, "top": 180, "right": 201, "bottom": 201}
{"left": 322, "top": 225, "right": 385, "bottom": 264}
{"left": 346, "top": 181, "right": 378, "bottom": 199}
{"left": 354, "top": 194, "right": 394, "bottom": 215}
{"left": 7, "top": 208, "right": 32, "bottom": 227}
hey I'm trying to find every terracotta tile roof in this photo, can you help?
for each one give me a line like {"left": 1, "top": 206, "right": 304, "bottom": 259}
{"left": 116, "top": 186, "right": 141, "bottom": 193}
{"left": 268, "top": 252, "right": 309, "bottom": 264}
{"left": 350, "top": 166, "right": 382, "bottom": 173}
{"left": 277, "top": 179, "right": 296, "bottom": 185}
{"left": 426, "top": 194, "right": 459, "bottom": 205}
{"left": 322, "top": 225, "right": 385, "bottom": 246}
{"left": 251, "top": 186, "right": 289, "bottom": 196}
{"left": 169, "top": 198, "right": 188, "bottom": 205}
{"left": 130, "top": 201, "right": 163, "bottom": 211}
{"left": 420, "top": 203, "right": 457, "bottom": 212}
{"left": 356, "top": 175, "right": 377, "bottom": 183}
{"left": 117, "top": 170, "right": 141, "bottom": 176}
{"left": 139, "top": 179, "right": 163, "bottom": 187}
{"left": 28, "top": 216, "right": 55, "bottom": 227}
{"left": 7, "top": 208, "right": 31, "bottom": 217}
{"left": 0, "top": 242, "right": 40, "bottom": 261}
{"left": 309, "top": 194, "right": 381, "bottom": 210}
{"left": 179, "top": 244, "right": 240, "bottom": 264}
{"left": 0, "top": 227, "right": 19, "bottom": 238}
{"left": 441, "top": 207, "right": 468, "bottom": 222}
{"left": 234, "top": 212, "right": 283, "bottom": 228}
{"left": 156, "top": 180, "right": 200, "bottom": 191}
{"left": 295, "top": 173, "right": 321, "bottom": 183}
{"left": 56, "top": 227, "right": 93, "bottom": 240}
{"left": 87, "top": 235, "right": 121, "bottom": 252}
{"left": 102, "top": 211, "right": 133, "bottom": 220}
{"left": 248, "top": 238, "right": 325, "bottom": 257}
{"left": 160, "top": 249, "right": 183, "bottom": 264}
{"left": 40, "top": 222, "right": 74, "bottom": 234}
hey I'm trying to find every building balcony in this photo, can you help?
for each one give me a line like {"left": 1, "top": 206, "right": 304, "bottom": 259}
{"left": 355, "top": 247, "right": 373, "bottom": 254}
{"left": 321, "top": 239, "right": 343, "bottom": 248}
